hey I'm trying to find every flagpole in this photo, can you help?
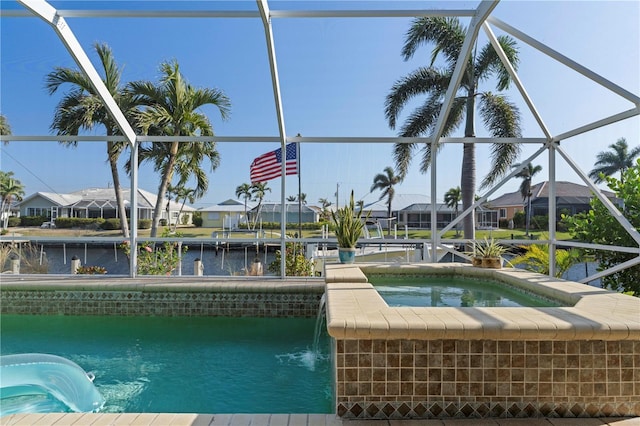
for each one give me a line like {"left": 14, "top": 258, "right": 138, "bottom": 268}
{"left": 296, "top": 138, "right": 302, "bottom": 239}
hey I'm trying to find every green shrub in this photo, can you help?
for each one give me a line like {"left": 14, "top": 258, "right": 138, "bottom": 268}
{"left": 54, "top": 218, "right": 105, "bottom": 229}
{"left": 192, "top": 212, "right": 203, "bottom": 227}
{"left": 7, "top": 217, "right": 20, "bottom": 227}
{"left": 138, "top": 219, "right": 152, "bottom": 229}
{"left": 530, "top": 215, "right": 549, "bottom": 230}
{"left": 512, "top": 211, "right": 525, "bottom": 228}
{"left": 268, "top": 239, "right": 315, "bottom": 276}
{"left": 565, "top": 159, "right": 640, "bottom": 295}
{"left": 101, "top": 218, "right": 121, "bottom": 230}
{"left": 119, "top": 228, "right": 187, "bottom": 275}
{"left": 76, "top": 265, "right": 107, "bottom": 274}
{"left": 20, "top": 216, "right": 48, "bottom": 227}
{"left": 159, "top": 219, "right": 168, "bottom": 226}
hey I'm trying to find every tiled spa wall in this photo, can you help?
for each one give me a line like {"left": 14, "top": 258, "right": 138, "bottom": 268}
{"left": 0, "top": 285, "right": 325, "bottom": 317}
{"left": 335, "top": 338, "right": 640, "bottom": 419}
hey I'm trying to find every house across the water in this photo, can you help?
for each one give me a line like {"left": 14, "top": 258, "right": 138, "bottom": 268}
{"left": 16, "top": 187, "right": 194, "bottom": 226}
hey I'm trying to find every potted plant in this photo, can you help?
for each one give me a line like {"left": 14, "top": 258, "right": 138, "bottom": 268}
{"left": 476, "top": 237, "right": 509, "bottom": 269}
{"left": 331, "top": 190, "right": 371, "bottom": 264}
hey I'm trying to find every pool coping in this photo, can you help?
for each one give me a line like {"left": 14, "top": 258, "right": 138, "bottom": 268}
{"left": 0, "top": 275, "right": 324, "bottom": 293}
{"left": 323, "top": 263, "right": 640, "bottom": 341}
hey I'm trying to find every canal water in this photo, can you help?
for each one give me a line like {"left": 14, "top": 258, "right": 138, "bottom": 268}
{"left": 33, "top": 244, "right": 277, "bottom": 276}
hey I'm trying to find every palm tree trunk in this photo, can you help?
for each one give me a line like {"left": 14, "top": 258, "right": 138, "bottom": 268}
{"left": 108, "top": 141, "right": 130, "bottom": 238}
{"left": 462, "top": 89, "right": 476, "bottom": 246}
{"left": 151, "top": 141, "right": 179, "bottom": 237}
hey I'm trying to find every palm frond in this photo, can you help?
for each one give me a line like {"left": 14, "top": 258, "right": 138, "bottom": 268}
{"left": 475, "top": 35, "right": 519, "bottom": 91}
{"left": 384, "top": 67, "right": 450, "bottom": 129}
{"left": 478, "top": 92, "right": 522, "bottom": 188}
{"left": 402, "top": 17, "right": 465, "bottom": 65}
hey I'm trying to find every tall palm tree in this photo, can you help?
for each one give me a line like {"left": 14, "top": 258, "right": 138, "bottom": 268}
{"left": 45, "top": 43, "right": 134, "bottom": 237}
{"left": 250, "top": 182, "right": 271, "bottom": 230}
{"left": 370, "top": 166, "right": 403, "bottom": 235}
{"left": 129, "top": 60, "right": 230, "bottom": 237}
{"left": 0, "top": 114, "right": 11, "bottom": 139}
{"left": 235, "top": 183, "right": 253, "bottom": 227}
{"left": 589, "top": 138, "right": 640, "bottom": 184}
{"left": 0, "top": 171, "right": 25, "bottom": 229}
{"left": 513, "top": 162, "right": 542, "bottom": 236}
{"left": 444, "top": 186, "right": 462, "bottom": 237}
{"left": 385, "top": 17, "right": 522, "bottom": 242}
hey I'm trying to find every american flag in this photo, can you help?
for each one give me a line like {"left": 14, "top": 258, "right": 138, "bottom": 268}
{"left": 250, "top": 143, "right": 298, "bottom": 183}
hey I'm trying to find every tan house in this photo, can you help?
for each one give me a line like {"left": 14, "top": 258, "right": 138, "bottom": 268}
{"left": 487, "top": 181, "right": 617, "bottom": 221}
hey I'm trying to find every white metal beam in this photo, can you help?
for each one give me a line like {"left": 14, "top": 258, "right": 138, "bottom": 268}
{"left": 488, "top": 16, "right": 640, "bottom": 106}
{"left": 257, "top": 0, "right": 288, "bottom": 277}
{"left": 548, "top": 143, "right": 557, "bottom": 277}
{"left": 17, "top": 0, "right": 137, "bottom": 146}
{"left": 430, "top": 1, "right": 499, "bottom": 142}
{"left": 18, "top": 0, "right": 141, "bottom": 276}
{"left": 0, "top": 135, "right": 550, "bottom": 144}
{"left": 482, "top": 22, "right": 552, "bottom": 140}
{"left": 552, "top": 107, "right": 640, "bottom": 143}
{"left": 3, "top": 9, "right": 476, "bottom": 19}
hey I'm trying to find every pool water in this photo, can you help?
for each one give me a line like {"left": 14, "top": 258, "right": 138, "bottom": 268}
{"left": 369, "top": 275, "right": 561, "bottom": 307}
{"left": 0, "top": 315, "right": 332, "bottom": 415}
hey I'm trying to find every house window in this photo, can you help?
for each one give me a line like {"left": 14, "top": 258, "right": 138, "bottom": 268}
{"left": 208, "top": 212, "right": 220, "bottom": 220}
{"left": 499, "top": 208, "right": 507, "bottom": 219}
{"left": 27, "top": 208, "right": 50, "bottom": 217}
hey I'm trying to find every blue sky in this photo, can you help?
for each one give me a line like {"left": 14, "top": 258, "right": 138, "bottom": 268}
{"left": 1, "top": 0, "right": 638, "bottom": 209}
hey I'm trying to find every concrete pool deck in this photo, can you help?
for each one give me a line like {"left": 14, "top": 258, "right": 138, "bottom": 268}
{"left": 2, "top": 413, "right": 639, "bottom": 425}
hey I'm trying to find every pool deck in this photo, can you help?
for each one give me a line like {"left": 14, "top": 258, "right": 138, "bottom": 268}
{"left": 2, "top": 413, "right": 639, "bottom": 425}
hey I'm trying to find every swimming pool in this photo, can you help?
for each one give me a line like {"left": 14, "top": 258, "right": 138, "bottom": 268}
{"left": 0, "top": 315, "right": 332, "bottom": 415}
{"left": 369, "top": 275, "right": 561, "bottom": 307}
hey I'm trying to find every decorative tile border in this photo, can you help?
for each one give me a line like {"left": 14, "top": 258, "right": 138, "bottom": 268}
{"left": 0, "top": 279, "right": 325, "bottom": 317}
{"left": 335, "top": 338, "right": 640, "bottom": 419}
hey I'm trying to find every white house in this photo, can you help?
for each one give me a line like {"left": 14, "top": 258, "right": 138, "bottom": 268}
{"left": 17, "top": 187, "right": 194, "bottom": 225}
{"left": 198, "top": 199, "right": 256, "bottom": 229}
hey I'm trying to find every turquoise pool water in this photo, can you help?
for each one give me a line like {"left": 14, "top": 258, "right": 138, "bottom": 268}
{"left": 0, "top": 315, "right": 332, "bottom": 415}
{"left": 369, "top": 275, "right": 561, "bottom": 307}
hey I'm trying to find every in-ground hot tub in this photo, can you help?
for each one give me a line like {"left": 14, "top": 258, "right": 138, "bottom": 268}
{"left": 324, "top": 263, "right": 640, "bottom": 420}
{"left": 369, "top": 274, "right": 562, "bottom": 308}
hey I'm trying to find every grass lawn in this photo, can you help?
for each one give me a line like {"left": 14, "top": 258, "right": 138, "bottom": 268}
{"left": 4, "top": 225, "right": 573, "bottom": 241}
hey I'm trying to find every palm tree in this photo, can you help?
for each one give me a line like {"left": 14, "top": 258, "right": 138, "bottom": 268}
{"left": 235, "top": 183, "right": 253, "bottom": 227}
{"left": 170, "top": 185, "right": 196, "bottom": 232}
{"left": 444, "top": 186, "right": 462, "bottom": 237}
{"left": 370, "top": 166, "right": 403, "bottom": 235}
{"left": 250, "top": 182, "right": 271, "bottom": 230}
{"left": 385, "top": 17, "right": 522, "bottom": 242}
{"left": 0, "top": 171, "right": 25, "bottom": 229}
{"left": 589, "top": 138, "right": 640, "bottom": 184}
{"left": 513, "top": 162, "right": 542, "bottom": 236}
{"left": 45, "top": 43, "right": 134, "bottom": 238}
{"left": 318, "top": 197, "right": 332, "bottom": 222}
{"left": 0, "top": 114, "right": 11, "bottom": 139}
{"left": 129, "top": 60, "right": 230, "bottom": 237}
{"left": 287, "top": 193, "right": 307, "bottom": 204}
